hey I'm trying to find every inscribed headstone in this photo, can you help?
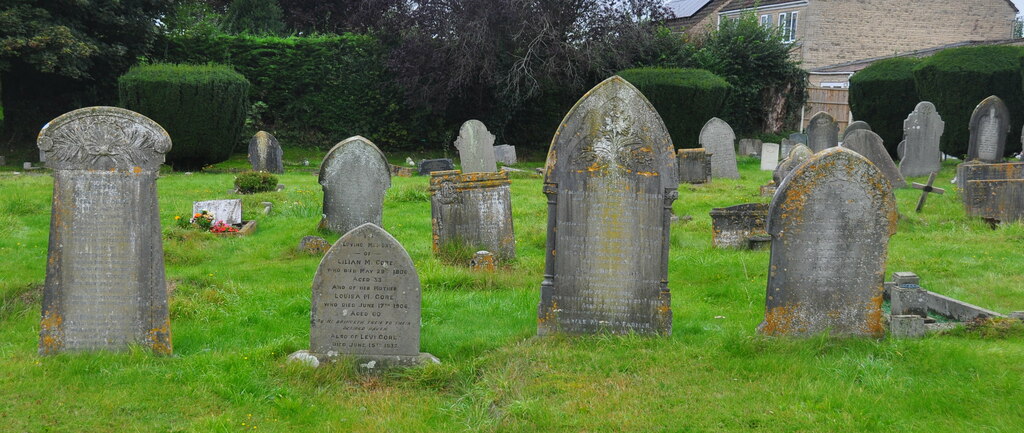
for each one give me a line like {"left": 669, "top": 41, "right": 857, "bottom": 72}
{"left": 759, "top": 148, "right": 897, "bottom": 337}
{"left": 493, "top": 144, "right": 517, "bottom": 165}
{"left": 957, "top": 161, "right": 1024, "bottom": 222}
{"left": 842, "top": 120, "right": 871, "bottom": 141}
{"left": 37, "top": 106, "right": 172, "bottom": 355}
{"left": 807, "top": 111, "right": 839, "bottom": 153}
{"left": 538, "top": 76, "right": 677, "bottom": 336}
{"left": 248, "top": 131, "right": 283, "bottom": 174}
{"left": 968, "top": 96, "right": 1010, "bottom": 163}
{"left": 454, "top": 120, "right": 497, "bottom": 173}
{"left": 772, "top": 144, "right": 812, "bottom": 185}
{"left": 192, "top": 199, "right": 242, "bottom": 225}
{"left": 841, "top": 130, "right": 907, "bottom": 188}
{"left": 699, "top": 117, "right": 739, "bottom": 179}
{"left": 899, "top": 101, "right": 944, "bottom": 177}
{"left": 760, "top": 143, "right": 780, "bottom": 171}
{"left": 319, "top": 136, "right": 391, "bottom": 234}
{"left": 430, "top": 170, "right": 516, "bottom": 260}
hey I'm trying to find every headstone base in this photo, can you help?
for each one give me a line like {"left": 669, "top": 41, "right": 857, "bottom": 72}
{"left": 889, "top": 315, "right": 926, "bottom": 338}
{"left": 288, "top": 350, "right": 440, "bottom": 371}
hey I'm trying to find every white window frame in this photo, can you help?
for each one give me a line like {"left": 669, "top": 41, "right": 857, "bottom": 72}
{"left": 761, "top": 14, "right": 771, "bottom": 27}
{"left": 788, "top": 11, "right": 798, "bottom": 42}
{"left": 778, "top": 12, "right": 789, "bottom": 39}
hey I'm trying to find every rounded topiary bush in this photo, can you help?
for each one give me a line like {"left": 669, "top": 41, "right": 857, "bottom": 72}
{"left": 234, "top": 170, "right": 278, "bottom": 194}
{"left": 913, "top": 46, "right": 1024, "bottom": 157}
{"left": 849, "top": 57, "right": 921, "bottom": 159}
{"left": 119, "top": 63, "right": 250, "bottom": 170}
{"left": 618, "top": 68, "right": 731, "bottom": 149}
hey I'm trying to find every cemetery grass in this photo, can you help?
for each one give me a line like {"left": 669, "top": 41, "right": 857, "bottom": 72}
{"left": 1, "top": 154, "right": 1023, "bottom": 432}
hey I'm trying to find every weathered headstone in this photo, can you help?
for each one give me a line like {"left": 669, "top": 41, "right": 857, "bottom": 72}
{"left": 709, "top": 203, "right": 768, "bottom": 248}
{"left": 738, "top": 138, "right": 762, "bottom": 157}
{"left": 538, "top": 76, "right": 677, "bottom": 336}
{"left": 789, "top": 132, "right": 808, "bottom": 145}
{"left": 418, "top": 158, "right": 455, "bottom": 175}
{"left": 760, "top": 143, "right": 780, "bottom": 171}
{"left": 677, "top": 148, "right": 712, "bottom": 184}
{"left": 841, "top": 130, "right": 907, "bottom": 188}
{"left": 493, "top": 144, "right": 517, "bottom": 165}
{"left": 758, "top": 147, "right": 897, "bottom": 337}
{"left": 37, "top": 106, "right": 173, "bottom": 355}
{"left": 454, "top": 120, "right": 498, "bottom": 173}
{"left": 967, "top": 95, "right": 1010, "bottom": 163}
{"left": 319, "top": 136, "right": 391, "bottom": 234}
{"left": 842, "top": 120, "right": 871, "bottom": 141}
{"left": 192, "top": 199, "right": 243, "bottom": 225}
{"left": 700, "top": 117, "right": 739, "bottom": 179}
{"left": 807, "top": 111, "right": 839, "bottom": 153}
{"left": 957, "top": 161, "right": 1024, "bottom": 222}
{"left": 305, "top": 223, "right": 437, "bottom": 369}
{"left": 780, "top": 139, "right": 796, "bottom": 159}
{"left": 899, "top": 101, "right": 944, "bottom": 177}
{"left": 772, "top": 144, "right": 812, "bottom": 185}
{"left": 247, "top": 131, "right": 284, "bottom": 174}
{"left": 430, "top": 170, "right": 516, "bottom": 260}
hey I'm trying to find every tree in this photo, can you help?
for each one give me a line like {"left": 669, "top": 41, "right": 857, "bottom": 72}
{"left": 222, "top": 0, "right": 286, "bottom": 35}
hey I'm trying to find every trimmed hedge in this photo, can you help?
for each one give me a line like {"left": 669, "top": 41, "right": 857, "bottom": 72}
{"left": 849, "top": 57, "right": 921, "bottom": 159}
{"left": 119, "top": 63, "right": 250, "bottom": 170}
{"left": 913, "top": 46, "right": 1024, "bottom": 157}
{"left": 618, "top": 67, "right": 731, "bottom": 148}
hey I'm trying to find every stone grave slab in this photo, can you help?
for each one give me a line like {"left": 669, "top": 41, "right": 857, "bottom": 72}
{"left": 968, "top": 95, "right": 1010, "bottom": 163}
{"left": 429, "top": 170, "right": 516, "bottom": 261}
{"left": 899, "top": 101, "right": 944, "bottom": 177}
{"left": 319, "top": 136, "right": 391, "bottom": 234}
{"left": 454, "top": 119, "right": 497, "bottom": 173}
{"left": 418, "top": 158, "right": 455, "bottom": 175}
{"left": 709, "top": 203, "right": 768, "bottom": 248}
{"left": 699, "top": 117, "right": 739, "bottom": 179}
{"left": 192, "top": 199, "right": 243, "bottom": 225}
{"left": 807, "top": 111, "right": 839, "bottom": 153}
{"left": 248, "top": 130, "right": 284, "bottom": 174}
{"left": 841, "top": 129, "right": 907, "bottom": 188}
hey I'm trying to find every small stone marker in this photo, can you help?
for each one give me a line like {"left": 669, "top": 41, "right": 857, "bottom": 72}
{"left": 760, "top": 143, "right": 780, "bottom": 171}
{"left": 807, "top": 111, "right": 839, "bottom": 153}
{"left": 302, "top": 223, "right": 438, "bottom": 369}
{"left": 37, "top": 106, "right": 173, "bottom": 355}
{"left": 957, "top": 161, "right": 1024, "bottom": 222}
{"left": 789, "top": 132, "right": 808, "bottom": 145}
{"left": 247, "top": 131, "right": 284, "bottom": 174}
{"left": 899, "top": 101, "right": 944, "bottom": 177}
{"left": 469, "top": 251, "right": 496, "bottom": 272}
{"left": 709, "top": 203, "right": 768, "bottom": 248}
{"left": 23, "top": 161, "right": 33, "bottom": 170}
{"left": 261, "top": 201, "right": 272, "bottom": 215}
{"left": 493, "top": 144, "right": 517, "bottom": 165}
{"left": 319, "top": 136, "right": 391, "bottom": 234}
{"left": 842, "top": 120, "right": 871, "bottom": 141}
{"left": 738, "top": 138, "right": 762, "bottom": 157}
{"left": 758, "top": 147, "right": 897, "bottom": 337}
{"left": 677, "top": 148, "right": 712, "bottom": 184}
{"left": 967, "top": 95, "right": 1010, "bottom": 163}
{"left": 297, "top": 235, "right": 331, "bottom": 255}
{"left": 430, "top": 170, "right": 516, "bottom": 260}
{"left": 912, "top": 172, "right": 945, "bottom": 213}
{"left": 772, "top": 144, "right": 812, "bottom": 185}
{"left": 418, "top": 158, "right": 455, "bottom": 175}
{"left": 841, "top": 129, "right": 906, "bottom": 188}
{"left": 890, "top": 315, "right": 926, "bottom": 338}
{"left": 192, "top": 199, "right": 243, "bottom": 225}
{"left": 700, "top": 117, "right": 739, "bottom": 179}
{"left": 538, "top": 76, "right": 677, "bottom": 336}
{"left": 454, "top": 120, "right": 498, "bottom": 173}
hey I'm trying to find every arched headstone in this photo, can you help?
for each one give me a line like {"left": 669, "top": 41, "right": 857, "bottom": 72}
{"left": 454, "top": 120, "right": 497, "bottom": 173}
{"left": 807, "top": 111, "right": 839, "bottom": 153}
{"left": 842, "top": 129, "right": 906, "bottom": 188}
{"left": 319, "top": 136, "right": 391, "bottom": 234}
{"left": 772, "top": 144, "right": 812, "bottom": 185}
{"left": 842, "top": 120, "right": 872, "bottom": 141}
{"left": 699, "top": 117, "right": 739, "bottom": 179}
{"left": 899, "top": 102, "right": 944, "bottom": 177}
{"left": 968, "top": 96, "right": 1010, "bottom": 163}
{"left": 248, "top": 131, "right": 284, "bottom": 173}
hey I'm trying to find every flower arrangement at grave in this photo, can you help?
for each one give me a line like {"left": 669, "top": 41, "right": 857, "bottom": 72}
{"left": 190, "top": 210, "right": 215, "bottom": 231}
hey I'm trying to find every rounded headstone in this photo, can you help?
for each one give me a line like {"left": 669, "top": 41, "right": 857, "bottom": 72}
{"left": 318, "top": 136, "right": 391, "bottom": 234}
{"left": 700, "top": 117, "right": 739, "bottom": 179}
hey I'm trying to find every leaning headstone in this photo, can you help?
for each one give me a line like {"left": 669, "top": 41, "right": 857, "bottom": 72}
{"left": 430, "top": 170, "right": 516, "bottom": 260}
{"left": 700, "top": 118, "right": 739, "bottom": 179}
{"left": 789, "top": 132, "right": 808, "bottom": 145}
{"left": 418, "top": 158, "right": 455, "bottom": 175}
{"left": 967, "top": 95, "right": 1010, "bottom": 163}
{"left": 899, "top": 101, "right": 944, "bottom": 177}
{"left": 772, "top": 144, "right": 812, "bottom": 185}
{"left": 760, "top": 143, "right": 780, "bottom": 171}
{"left": 677, "top": 148, "right": 712, "bottom": 184}
{"left": 842, "top": 120, "right": 871, "bottom": 141}
{"left": 319, "top": 136, "right": 391, "bottom": 234}
{"left": 301, "top": 223, "right": 438, "bottom": 369}
{"left": 538, "top": 76, "right": 677, "bottom": 336}
{"left": 192, "top": 199, "right": 242, "bottom": 225}
{"left": 493, "top": 144, "right": 517, "bottom": 165}
{"left": 709, "top": 203, "right": 768, "bottom": 248}
{"left": 738, "top": 138, "right": 762, "bottom": 157}
{"left": 807, "top": 111, "right": 839, "bottom": 153}
{"left": 841, "top": 130, "right": 907, "bottom": 188}
{"left": 247, "top": 131, "right": 284, "bottom": 174}
{"left": 454, "top": 120, "right": 498, "bottom": 173}
{"left": 758, "top": 147, "right": 897, "bottom": 337}
{"left": 36, "top": 106, "right": 173, "bottom": 355}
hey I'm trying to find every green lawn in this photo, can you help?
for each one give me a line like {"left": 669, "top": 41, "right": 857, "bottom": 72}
{"left": 1, "top": 151, "right": 1022, "bottom": 432}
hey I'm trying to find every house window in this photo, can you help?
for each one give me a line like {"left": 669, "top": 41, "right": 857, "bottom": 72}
{"left": 761, "top": 14, "right": 771, "bottom": 27}
{"left": 779, "top": 11, "right": 798, "bottom": 42}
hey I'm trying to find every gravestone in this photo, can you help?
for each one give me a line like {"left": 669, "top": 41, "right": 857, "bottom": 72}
{"left": 699, "top": 117, "right": 739, "bottom": 179}
{"left": 192, "top": 199, "right": 243, "bottom": 225}
{"left": 789, "top": 132, "right": 808, "bottom": 145}
{"left": 772, "top": 144, "right": 812, "bottom": 185}
{"left": 677, "top": 148, "right": 712, "bottom": 184}
{"left": 842, "top": 120, "right": 871, "bottom": 141}
{"left": 306, "top": 223, "right": 437, "bottom": 369}
{"left": 807, "top": 111, "right": 839, "bottom": 153}
{"left": 538, "top": 76, "right": 677, "bottom": 336}
{"left": 493, "top": 144, "right": 517, "bottom": 165}
{"left": 760, "top": 143, "right": 780, "bottom": 171}
{"left": 899, "top": 101, "right": 944, "bottom": 177}
{"left": 36, "top": 106, "right": 173, "bottom": 355}
{"left": 430, "top": 170, "right": 516, "bottom": 260}
{"left": 897, "top": 140, "right": 907, "bottom": 160}
{"left": 297, "top": 236, "right": 331, "bottom": 255}
{"left": 709, "top": 203, "right": 768, "bottom": 248}
{"left": 758, "top": 147, "right": 897, "bottom": 337}
{"left": 469, "top": 251, "right": 496, "bottom": 272}
{"left": 418, "top": 158, "right": 455, "bottom": 175}
{"left": 780, "top": 139, "right": 796, "bottom": 159}
{"left": 454, "top": 120, "right": 498, "bottom": 173}
{"left": 247, "top": 131, "right": 284, "bottom": 174}
{"left": 738, "top": 138, "right": 762, "bottom": 157}
{"left": 967, "top": 95, "right": 1010, "bottom": 163}
{"left": 319, "top": 136, "right": 391, "bottom": 234}
{"left": 841, "top": 130, "right": 907, "bottom": 188}
{"left": 957, "top": 161, "right": 1024, "bottom": 222}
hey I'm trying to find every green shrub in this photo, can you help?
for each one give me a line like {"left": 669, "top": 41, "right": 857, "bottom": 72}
{"left": 234, "top": 170, "right": 278, "bottom": 194}
{"left": 618, "top": 67, "right": 731, "bottom": 148}
{"left": 849, "top": 57, "right": 921, "bottom": 159}
{"left": 119, "top": 63, "right": 250, "bottom": 170}
{"left": 913, "top": 45, "right": 1024, "bottom": 157}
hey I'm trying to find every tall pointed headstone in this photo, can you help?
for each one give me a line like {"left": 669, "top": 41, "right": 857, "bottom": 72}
{"left": 454, "top": 120, "right": 498, "bottom": 173}
{"left": 758, "top": 148, "right": 897, "bottom": 337}
{"left": 37, "top": 107, "right": 173, "bottom": 355}
{"left": 700, "top": 117, "right": 739, "bottom": 179}
{"left": 538, "top": 76, "right": 677, "bottom": 336}
{"left": 967, "top": 96, "right": 1010, "bottom": 163}
{"left": 248, "top": 131, "right": 284, "bottom": 174}
{"left": 807, "top": 111, "right": 839, "bottom": 153}
{"left": 318, "top": 136, "right": 392, "bottom": 234}
{"left": 842, "top": 129, "right": 907, "bottom": 188}
{"left": 899, "top": 101, "right": 944, "bottom": 177}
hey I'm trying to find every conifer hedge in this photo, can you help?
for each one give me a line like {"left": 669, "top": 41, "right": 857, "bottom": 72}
{"left": 849, "top": 57, "right": 921, "bottom": 158}
{"left": 119, "top": 63, "right": 250, "bottom": 169}
{"left": 618, "top": 67, "right": 731, "bottom": 148}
